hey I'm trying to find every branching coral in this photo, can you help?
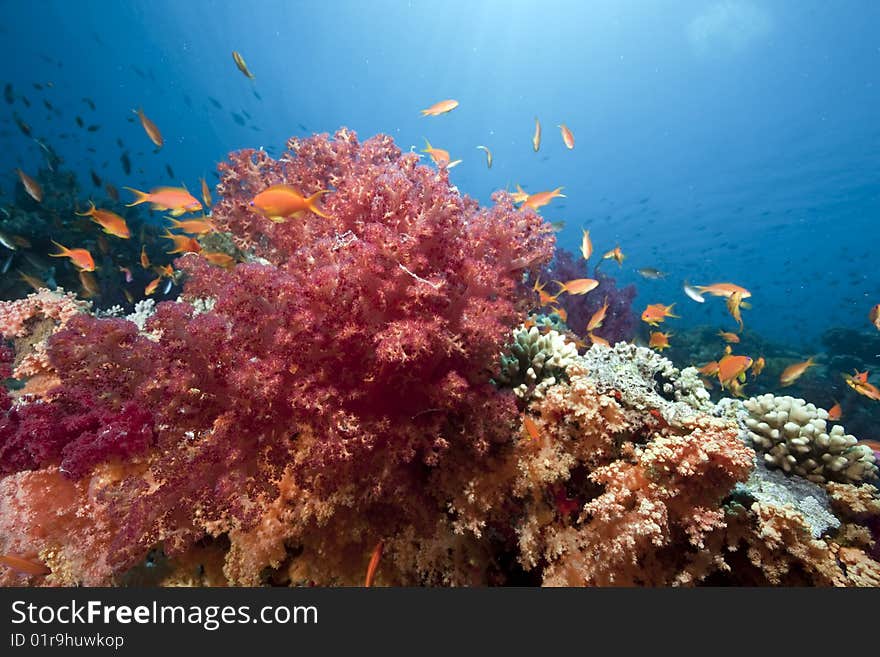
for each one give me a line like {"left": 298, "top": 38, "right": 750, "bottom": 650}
{"left": 495, "top": 324, "right": 579, "bottom": 399}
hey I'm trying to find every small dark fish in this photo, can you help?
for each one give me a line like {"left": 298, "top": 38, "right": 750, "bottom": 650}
{"left": 241, "top": 109, "right": 251, "bottom": 120}
{"left": 87, "top": 147, "right": 97, "bottom": 153}
{"left": 165, "top": 163, "right": 175, "bottom": 178}
{"left": 250, "top": 125, "right": 261, "bottom": 132}
{"left": 90, "top": 169, "right": 102, "bottom": 187}
{"left": 208, "top": 97, "right": 222, "bottom": 109}
{"left": 105, "top": 182, "right": 119, "bottom": 201}
{"left": 231, "top": 112, "right": 245, "bottom": 126}
{"left": 33, "top": 83, "right": 43, "bottom": 91}
{"left": 132, "top": 65, "right": 146, "bottom": 79}
{"left": 42, "top": 99, "right": 53, "bottom": 111}
{"left": 1, "top": 252, "right": 13, "bottom": 274}
{"left": 20, "top": 96, "right": 30, "bottom": 107}
{"left": 3, "top": 83, "right": 13, "bottom": 104}
{"left": 82, "top": 97, "right": 96, "bottom": 110}
{"left": 120, "top": 151, "right": 131, "bottom": 175}
{"left": 116, "top": 137, "right": 124, "bottom": 148}
{"left": 13, "top": 114, "right": 31, "bottom": 137}
{"left": 297, "top": 123, "right": 307, "bottom": 131}
{"left": 87, "top": 124, "right": 100, "bottom": 132}
{"left": 253, "top": 89, "right": 262, "bottom": 101}
{"left": 92, "top": 32, "right": 105, "bottom": 46}
{"left": 637, "top": 267, "right": 667, "bottom": 280}
{"left": 76, "top": 116, "right": 84, "bottom": 128}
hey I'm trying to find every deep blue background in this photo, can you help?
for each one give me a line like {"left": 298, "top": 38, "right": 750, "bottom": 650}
{"left": 0, "top": 0, "right": 878, "bottom": 343}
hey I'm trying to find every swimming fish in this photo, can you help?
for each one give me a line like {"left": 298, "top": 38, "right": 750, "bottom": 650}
{"left": 603, "top": 246, "right": 625, "bottom": 266}
{"left": 162, "top": 231, "right": 202, "bottom": 255}
{"left": 75, "top": 201, "right": 130, "bottom": 238}
{"left": 133, "top": 107, "right": 163, "bottom": 148}
{"left": 779, "top": 357, "right": 815, "bottom": 387}
{"left": 698, "top": 361, "right": 720, "bottom": 377}
{"left": 422, "top": 139, "right": 461, "bottom": 169}
{"left": 18, "top": 270, "right": 46, "bottom": 291}
{"left": 476, "top": 145, "right": 492, "bottom": 168}
{"left": 140, "top": 245, "right": 150, "bottom": 268}
{"left": 696, "top": 283, "right": 752, "bottom": 299}
{"left": 641, "top": 303, "right": 678, "bottom": 326}
{"left": 580, "top": 229, "right": 592, "bottom": 261}
{"left": 202, "top": 251, "right": 235, "bottom": 269}
{"left": 751, "top": 356, "right": 765, "bottom": 377}
{"left": 166, "top": 216, "right": 215, "bottom": 234}
{"left": 144, "top": 275, "right": 161, "bottom": 296}
{"left": 364, "top": 540, "right": 384, "bottom": 587}
{"left": 870, "top": 304, "right": 880, "bottom": 331}
{"left": 637, "top": 268, "right": 666, "bottom": 279}
{"left": 521, "top": 187, "right": 565, "bottom": 212}
{"left": 726, "top": 290, "right": 745, "bottom": 331}
{"left": 90, "top": 169, "right": 102, "bottom": 187}
{"left": 649, "top": 331, "right": 672, "bottom": 351}
{"left": 0, "top": 554, "right": 50, "bottom": 577}
{"left": 511, "top": 184, "right": 530, "bottom": 204}
{"left": 118, "top": 266, "right": 133, "bottom": 283}
{"left": 105, "top": 182, "right": 119, "bottom": 201}
{"left": 683, "top": 281, "right": 705, "bottom": 303}
{"left": 827, "top": 401, "right": 842, "bottom": 421}
{"left": 232, "top": 50, "right": 255, "bottom": 79}
{"left": 0, "top": 229, "right": 18, "bottom": 251}
{"left": 718, "top": 331, "right": 740, "bottom": 343}
{"left": 200, "top": 176, "right": 212, "bottom": 207}
{"left": 588, "top": 331, "right": 610, "bottom": 347}
{"left": 16, "top": 168, "right": 42, "bottom": 202}
{"left": 251, "top": 184, "right": 330, "bottom": 222}
{"left": 558, "top": 123, "right": 574, "bottom": 149}
{"left": 49, "top": 241, "right": 95, "bottom": 271}
{"left": 532, "top": 116, "right": 541, "bottom": 152}
{"left": 125, "top": 186, "right": 202, "bottom": 216}
{"left": 78, "top": 270, "right": 100, "bottom": 298}
{"left": 523, "top": 415, "right": 541, "bottom": 442}
{"left": 843, "top": 370, "right": 880, "bottom": 401}
{"left": 718, "top": 354, "right": 752, "bottom": 387}
{"left": 555, "top": 278, "right": 599, "bottom": 296}
{"left": 586, "top": 297, "right": 609, "bottom": 332}
{"left": 420, "top": 99, "right": 458, "bottom": 116}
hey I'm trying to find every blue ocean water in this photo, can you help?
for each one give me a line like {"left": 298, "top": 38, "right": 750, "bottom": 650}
{"left": 0, "top": 0, "right": 878, "bottom": 344}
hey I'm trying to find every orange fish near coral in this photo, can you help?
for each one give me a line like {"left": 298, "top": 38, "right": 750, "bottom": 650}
{"left": 555, "top": 278, "right": 598, "bottom": 296}
{"left": 522, "top": 187, "right": 565, "bottom": 212}
{"left": 251, "top": 184, "right": 330, "bottom": 222}
{"left": 752, "top": 356, "right": 765, "bottom": 377}
{"left": 580, "top": 229, "right": 592, "bottom": 261}
{"left": 870, "top": 304, "right": 880, "bottom": 331}
{"left": 827, "top": 401, "right": 842, "bottom": 421}
{"left": 140, "top": 245, "right": 150, "bottom": 269}
{"left": 16, "top": 168, "right": 42, "bottom": 202}
{"left": 144, "top": 276, "right": 161, "bottom": 296}
{"left": 586, "top": 297, "right": 609, "bottom": 332}
{"left": 641, "top": 303, "right": 678, "bottom": 326}
{"left": 718, "top": 331, "right": 740, "bottom": 343}
{"left": 698, "top": 361, "right": 720, "bottom": 377}
{"left": 78, "top": 270, "right": 100, "bottom": 298}
{"left": 75, "top": 201, "right": 130, "bottom": 238}
{"left": 420, "top": 99, "right": 458, "bottom": 116}
{"left": 602, "top": 246, "right": 624, "bottom": 266}
{"left": 364, "top": 540, "right": 384, "bottom": 587}
{"left": 718, "top": 354, "right": 752, "bottom": 387}
{"left": 844, "top": 370, "right": 880, "bottom": 401}
{"left": 162, "top": 231, "right": 201, "bottom": 255}
{"left": 202, "top": 252, "right": 235, "bottom": 269}
{"left": 133, "top": 107, "right": 163, "bottom": 148}
{"left": 558, "top": 123, "right": 575, "bottom": 149}
{"left": 200, "top": 177, "right": 212, "bottom": 207}
{"left": 727, "top": 290, "right": 745, "bottom": 331}
{"left": 780, "top": 357, "right": 815, "bottom": 387}
{"left": 696, "top": 283, "right": 752, "bottom": 299}
{"left": 588, "top": 331, "right": 610, "bottom": 347}
{"left": 125, "top": 186, "right": 202, "bottom": 216}
{"left": 532, "top": 116, "right": 541, "bottom": 152}
{"left": 49, "top": 241, "right": 95, "bottom": 271}
{"left": 511, "top": 184, "right": 530, "bottom": 204}
{"left": 18, "top": 270, "right": 46, "bottom": 291}
{"left": 422, "top": 139, "right": 461, "bottom": 169}
{"left": 166, "top": 216, "right": 215, "bottom": 234}
{"left": 649, "top": 331, "right": 672, "bottom": 351}
{"left": 0, "top": 554, "right": 50, "bottom": 577}
{"left": 523, "top": 415, "right": 541, "bottom": 441}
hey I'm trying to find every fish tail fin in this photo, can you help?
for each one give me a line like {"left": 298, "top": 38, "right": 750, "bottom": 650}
{"left": 667, "top": 304, "right": 680, "bottom": 318}
{"left": 74, "top": 200, "right": 95, "bottom": 216}
{"left": 422, "top": 138, "right": 432, "bottom": 151}
{"left": 49, "top": 240, "right": 69, "bottom": 258}
{"left": 306, "top": 190, "right": 331, "bottom": 219}
{"left": 420, "top": 109, "right": 431, "bottom": 116}
{"left": 124, "top": 186, "right": 149, "bottom": 206}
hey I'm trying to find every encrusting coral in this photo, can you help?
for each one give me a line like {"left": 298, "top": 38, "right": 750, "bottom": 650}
{"left": 743, "top": 394, "right": 878, "bottom": 484}
{"left": 0, "top": 129, "right": 878, "bottom": 588}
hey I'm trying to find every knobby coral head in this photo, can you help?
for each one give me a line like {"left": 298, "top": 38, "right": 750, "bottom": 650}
{"left": 0, "top": 128, "right": 555, "bottom": 575}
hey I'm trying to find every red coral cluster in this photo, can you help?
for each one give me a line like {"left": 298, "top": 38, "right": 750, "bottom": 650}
{"left": 1, "top": 129, "right": 554, "bottom": 577}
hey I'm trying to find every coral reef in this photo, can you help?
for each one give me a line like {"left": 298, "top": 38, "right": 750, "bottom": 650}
{"left": 495, "top": 324, "right": 578, "bottom": 399}
{"left": 743, "top": 394, "right": 877, "bottom": 484}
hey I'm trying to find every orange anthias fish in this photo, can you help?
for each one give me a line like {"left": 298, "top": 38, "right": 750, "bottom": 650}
{"left": 140, "top": 245, "right": 150, "bottom": 269}
{"left": 602, "top": 246, "right": 625, "bottom": 266}
{"left": 718, "top": 354, "right": 752, "bottom": 387}
{"left": 555, "top": 278, "right": 599, "bottom": 296}
{"left": 550, "top": 306, "right": 568, "bottom": 323}
{"left": 144, "top": 276, "right": 161, "bottom": 296}
{"left": 133, "top": 107, "right": 163, "bottom": 148}
{"left": 422, "top": 139, "right": 461, "bottom": 169}
{"left": 420, "top": 99, "right": 458, "bottom": 116}
{"left": 200, "top": 177, "right": 212, "bottom": 207}
{"left": 166, "top": 216, "right": 215, "bottom": 234}
{"left": 18, "top": 270, "right": 46, "bottom": 291}
{"left": 523, "top": 187, "right": 565, "bottom": 212}
{"left": 78, "top": 270, "right": 100, "bottom": 298}
{"left": 827, "top": 401, "right": 842, "bottom": 421}
{"left": 163, "top": 231, "right": 201, "bottom": 255}
{"left": 780, "top": 357, "right": 815, "bottom": 387}
{"left": 251, "top": 184, "right": 330, "bottom": 222}
{"left": 0, "top": 554, "right": 50, "bottom": 576}
{"left": 751, "top": 356, "right": 765, "bottom": 377}
{"left": 649, "top": 331, "right": 672, "bottom": 351}
{"left": 558, "top": 123, "right": 574, "bottom": 149}
{"left": 202, "top": 252, "right": 235, "bottom": 269}
{"left": 696, "top": 283, "right": 752, "bottom": 299}
{"left": 718, "top": 331, "right": 740, "bottom": 343}
{"left": 49, "top": 241, "right": 95, "bottom": 271}
{"left": 75, "top": 201, "right": 130, "bottom": 238}
{"left": 232, "top": 50, "right": 255, "bottom": 79}
{"left": 586, "top": 297, "right": 609, "bottom": 332}
{"left": 580, "top": 229, "right": 592, "bottom": 261}
{"left": 16, "top": 168, "right": 43, "bottom": 202}
{"left": 844, "top": 370, "right": 880, "bottom": 401}
{"left": 698, "top": 361, "right": 720, "bottom": 377}
{"left": 870, "top": 304, "right": 880, "bottom": 331}
{"left": 511, "top": 184, "right": 530, "bottom": 204}
{"left": 125, "top": 186, "right": 202, "bottom": 216}
{"left": 523, "top": 415, "right": 541, "bottom": 441}
{"left": 641, "top": 303, "right": 678, "bottom": 326}
{"left": 105, "top": 182, "right": 120, "bottom": 201}
{"left": 532, "top": 116, "right": 541, "bottom": 152}
{"left": 364, "top": 540, "right": 384, "bottom": 587}
{"left": 588, "top": 331, "right": 610, "bottom": 347}
{"left": 727, "top": 290, "right": 745, "bottom": 331}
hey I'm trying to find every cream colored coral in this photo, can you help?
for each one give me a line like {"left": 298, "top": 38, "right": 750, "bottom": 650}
{"left": 495, "top": 325, "right": 579, "bottom": 399}
{"left": 743, "top": 394, "right": 877, "bottom": 484}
